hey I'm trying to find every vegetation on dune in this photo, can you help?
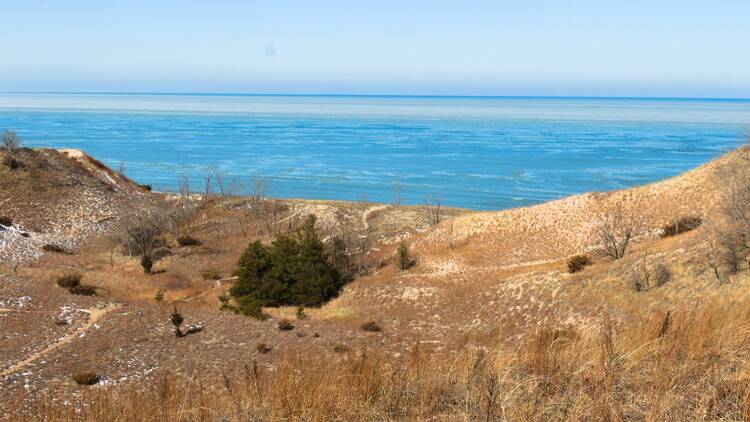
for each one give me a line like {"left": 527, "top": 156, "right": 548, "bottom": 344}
{"left": 42, "top": 243, "right": 70, "bottom": 254}
{"left": 660, "top": 215, "right": 703, "bottom": 237}
{"left": 24, "top": 300, "right": 750, "bottom": 420}
{"left": 57, "top": 272, "right": 83, "bottom": 289}
{"left": 2, "top": 130, "right": 24, "bottom": 170}
{"left": 140, "top": 253, "right": 153, "bottom": 274}
{"left": 230, "top": 215, "right": 342, "bottom": 311}
{"left": 72, "top": 371, "right": 100, "bottom": 386}
{"left": 396, "top": 242, "right": 411, "bottom": 270}
{"left": 13, "top": 140, "right": 750, "bottom": 420}
{"left": 597, "top": 203, "right": 640, "bottom": 260}
{"left": 170, "top": 307, "right": 184, "bottom": 337}
{"left": 176, "top": 235, "right": 201, "bottom": 246}
{"left": 566, "top": 254, "right": 591, "bottom": 273}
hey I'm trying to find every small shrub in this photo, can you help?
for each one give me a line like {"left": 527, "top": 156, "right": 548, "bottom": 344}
{"left": 202, "top": 268, "right": 222, "bottom": 280}
{"left": 218, "top": 292, "right": 235, "bottom": 312}
{"left": 296, "top": 306, "right": 307, "bottom": 320}
{"left": 278, "top": 320, "right": 294, "bottom": 331}
{"left": 2, "top": 130, "right": 21, "bottom": 153}
{"left": 654, "top": 263, "right": 671, "bottom": 287}
{"left": 69, "top": 285, "right": 96, "bottom": 296}
{"left": 3, "top": 155, "right": 23, "bottom": 170}
{"left": 256, "top": 343, "right": 272, "bottom": 354}
{"left": 236, "top": 296, "right": 265, "bottom": 320}
{"left": 0, "top": 216, "right": 12, "bottom": 226}
{"left": 141, "top": 254, "right": 153, "bottom": 274}
{"left": 333, "top": 344, "right": 350, "bottom": 353}
{"left": 397, "top": 243, "right": 410, "bottom": 270}
{"left": 361, "top": 321, "right": 382, "bottom": 332}
{"left": 57, "top": 272, "right": 83, "bottom": 288}
{"left": 171, "top": 307, "right": 184, "bottom": 337}
{"left": 177, "top": 236, "right": 202, "bottom": 246}
{"left": 73, "top": 371, "right": 100, "bottom": 386}
{"left": 150, "top": 246, "right": 173, "bottom": 261}
{"left": 154, "top": 289, "right": 164, "bottom": 303}
{"left": 660, "top": 216, "right": 702, "bottom": 238}
{"left": 43, "top": 244, "right": 70, "bottom": 254}
{"left": 567, "top": 255, "right": 591, "bottom": 273}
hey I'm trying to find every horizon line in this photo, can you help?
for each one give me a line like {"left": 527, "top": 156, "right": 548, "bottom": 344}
{"left": 2, "top": 91, "right": 750, "bottom": 102}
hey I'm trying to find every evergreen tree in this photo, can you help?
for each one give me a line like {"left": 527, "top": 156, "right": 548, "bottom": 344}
{"left": 230, "top": 215, "right": 342, "bottom": 310}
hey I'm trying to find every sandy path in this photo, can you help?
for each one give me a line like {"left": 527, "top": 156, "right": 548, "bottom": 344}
{"left": 0, "top": 303, "right": 119, "bottom": 378}
{"left": 362, "top": 205, "right": 389, "bottom": 229}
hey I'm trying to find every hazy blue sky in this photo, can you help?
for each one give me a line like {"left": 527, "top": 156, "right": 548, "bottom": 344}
{"left": 1, "top": 1, "right": 749, "bottom": 97}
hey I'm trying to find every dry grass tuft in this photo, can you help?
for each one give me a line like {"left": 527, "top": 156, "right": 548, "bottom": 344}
{"left": 72, "top": 371, "right": 101, "bottom": 386}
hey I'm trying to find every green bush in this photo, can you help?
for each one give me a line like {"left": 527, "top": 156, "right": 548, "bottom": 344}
{"left": 171, "top": 307, "right": 184, "bottom": 337}
{"left": 236, "top": 296, "right": 265, "bottom": 320}
{"left": 230, "top": 215, "right": 342, "bottom": 309}
{"left": 296, "top": 306, "right": 307, "bottom": 320}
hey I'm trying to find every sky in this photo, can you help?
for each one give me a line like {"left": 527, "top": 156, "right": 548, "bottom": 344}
{"left": 1, "top": 0, "right": 749, "bottom": 98}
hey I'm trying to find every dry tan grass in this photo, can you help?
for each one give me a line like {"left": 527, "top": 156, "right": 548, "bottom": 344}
{"left": 14, "top": 295, "right": 750, "bottom": 421}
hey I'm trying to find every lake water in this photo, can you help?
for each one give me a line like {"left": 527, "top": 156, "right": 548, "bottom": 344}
{"left": 1, "top": 93, "right": 749, "bottom": 210}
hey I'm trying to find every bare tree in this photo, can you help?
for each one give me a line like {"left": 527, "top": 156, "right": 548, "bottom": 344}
{"left": 117, "top": 161, "right": 126, "bottom": 177}
{"left": 700, "top": 227, "right": 725, "bottom": 284}
{"left": 251, "top": 176, "right": 268, "bottom": 205}
{"left": 215, "top": 171, "right": 242, "bottom": 210}
{"left": 202, "top": 165, "right": 217, "bottom": 203}
{"left": 124, "top": 212, "right": 163, "bottom": 257}
{"left": 178, "top": 174, "right": 196, "bottom": 236}
{"left": 423, "top": 195, "right": 443, "bottom": 226}
{"left": 597, "top": 203, "right": 640, "bottom": 260}
{"left": 2, "top": 130, "right": 21, "bottom": 155}
{"left": 392, "top": 180, "right": 401, "bottom": 207}
{"left": 357, "top": 233, "right": 371, "bottom": 275}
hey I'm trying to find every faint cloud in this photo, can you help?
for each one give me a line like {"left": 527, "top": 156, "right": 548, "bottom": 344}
{"left": 265, "top": 45, "right": 276, "bottom": 58}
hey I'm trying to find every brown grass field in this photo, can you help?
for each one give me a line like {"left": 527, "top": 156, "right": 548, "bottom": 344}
{"left": 3, "top": 146, "right": 750, "bottom": 420}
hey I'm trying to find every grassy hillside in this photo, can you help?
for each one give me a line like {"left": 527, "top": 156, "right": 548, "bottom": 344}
{"left": 2, "top": 145, "right": 750, "bottom": 420}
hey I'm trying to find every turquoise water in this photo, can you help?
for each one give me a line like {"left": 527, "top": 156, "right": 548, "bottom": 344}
{"left": 1, "top": 94, "right": 749, "bottom": 210}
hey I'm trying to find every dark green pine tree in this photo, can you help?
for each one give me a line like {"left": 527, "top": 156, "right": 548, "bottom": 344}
{"left": 230, "top": 215, "right": 342, "bottom": 310}
{"left": 291, "top": 216, "right": 341, "bottom": 306}
{"left": 230, "top": 240, "right": 271, "bottom": 298}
